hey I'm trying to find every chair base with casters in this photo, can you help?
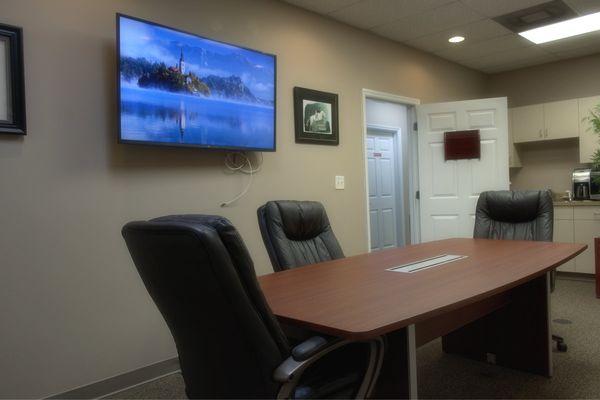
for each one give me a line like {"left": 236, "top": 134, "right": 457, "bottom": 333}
{"left": 553, "top": 334, "right": 567, "bottom": 352}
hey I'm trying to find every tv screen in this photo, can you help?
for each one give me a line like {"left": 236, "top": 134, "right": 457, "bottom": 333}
{"left": 117, "top": 14, "right": 276, "bottom": 151}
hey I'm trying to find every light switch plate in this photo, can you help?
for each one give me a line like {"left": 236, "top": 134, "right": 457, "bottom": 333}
{"left": 335, "top": 175, "right": 345, "bottom": 190}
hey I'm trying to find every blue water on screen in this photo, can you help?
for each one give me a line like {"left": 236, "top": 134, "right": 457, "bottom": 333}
{"left": 120, "top": 86, "right": 275, "bottom": 149}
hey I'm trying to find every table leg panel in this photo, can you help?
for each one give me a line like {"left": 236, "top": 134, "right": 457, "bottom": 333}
{"left": 373, "top": 325, "right": 417, "bottom": 399}
{"left": 442, "top": 273, "right": 552, "bottom": 377}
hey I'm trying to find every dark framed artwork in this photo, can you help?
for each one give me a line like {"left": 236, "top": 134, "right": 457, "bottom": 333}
{"left": 294, "top": 87, "right": 338, "bottom": 145}
{"left": 0, "top": 23, "right": 26, "bottom": 135}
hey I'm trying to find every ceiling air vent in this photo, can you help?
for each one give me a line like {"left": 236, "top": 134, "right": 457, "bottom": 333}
{"left": 494, "top": 0, "right": 577, "bottom": 33}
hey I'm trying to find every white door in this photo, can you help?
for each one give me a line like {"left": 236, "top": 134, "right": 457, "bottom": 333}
{"left": 417, "top": 97, "right": 509, "bottom": 242}
{"left": 367, "top": 131, "right": 398, "bottom": 250}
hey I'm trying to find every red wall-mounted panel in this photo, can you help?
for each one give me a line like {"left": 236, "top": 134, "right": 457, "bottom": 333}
{"left": 444, "top": 130, "right": 480, "bottom": 161}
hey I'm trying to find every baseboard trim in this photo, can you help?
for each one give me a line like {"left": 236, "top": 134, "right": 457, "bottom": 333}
{"left": 46, "top": 357, "right": 180, "bottom": 400}
{"left": 556, "top": 271, "right": 595, "bottom": 282}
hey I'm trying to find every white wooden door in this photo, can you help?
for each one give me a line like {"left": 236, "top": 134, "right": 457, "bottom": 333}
{"left": 367, "top": 132, "right": 398, "bottom": 251}
{"left": 417, "top": 97, "right": 509, "bottom": 243}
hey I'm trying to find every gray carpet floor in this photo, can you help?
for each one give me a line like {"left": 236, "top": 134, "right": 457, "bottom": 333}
{"left": 109, "top": 276, "right": 600, "bottom": 399}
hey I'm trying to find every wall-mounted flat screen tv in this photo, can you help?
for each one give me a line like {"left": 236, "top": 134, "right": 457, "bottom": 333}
{"left": 117, "top": 14, "right": 276, "bottom": 151}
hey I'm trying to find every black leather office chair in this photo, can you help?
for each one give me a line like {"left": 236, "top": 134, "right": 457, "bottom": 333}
{"left": 122, "top": 215, "right": 383, "bottom": 399}
{"left": 473, "top": 190, "right": 567, "bottom": 352}
{"left": 257, "top": 201, "right": 344, "bottom": 271}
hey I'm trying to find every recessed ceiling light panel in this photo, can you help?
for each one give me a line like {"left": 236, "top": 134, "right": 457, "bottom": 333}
{"left": 519, "top": 11, "right": 600, "bottom": 44}
{"left": 448, "top": 36, "right": 465, "bottom": 43}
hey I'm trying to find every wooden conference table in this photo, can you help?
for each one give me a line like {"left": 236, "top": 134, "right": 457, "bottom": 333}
{"left": 259, "top": 238, "right": 586, "bottom": 399}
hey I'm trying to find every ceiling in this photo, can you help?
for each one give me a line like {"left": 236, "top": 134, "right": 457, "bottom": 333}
{"left": 281, "top": 0, "right": 600, "bottom": 74}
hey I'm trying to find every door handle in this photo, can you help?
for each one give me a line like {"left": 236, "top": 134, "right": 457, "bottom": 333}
{"left": 545, "top": 128, "right": 548, "bottom": 137}
{"left": 539, "top": 129, "right": 543, "bottom": 138}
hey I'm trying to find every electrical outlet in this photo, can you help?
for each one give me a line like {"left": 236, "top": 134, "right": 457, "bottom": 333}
{"left": 335, "top": 175, "right": 345, "bottom": 190}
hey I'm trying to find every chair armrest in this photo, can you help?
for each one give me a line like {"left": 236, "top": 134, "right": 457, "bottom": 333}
{"left": 273, "top": 337, "right": 344, "bottom": 383}
{"left": 274, "top": 336, "right": 385, "bottom": 399}
{"left": 292, "top": 336, "right": 328, "bottom": 361}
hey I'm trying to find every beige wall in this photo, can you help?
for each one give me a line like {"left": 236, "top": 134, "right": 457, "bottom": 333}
{"left": 0, "top": 0, "right": 487, "bottom": 397}
{"left": 488, "top": 54, "right": 600, "bottom": 108}
{"left": 509, "top": 139, "right": 586, "bottom": 194}
{"left": 488, "top": 54, "right": 600, "bottom": 192}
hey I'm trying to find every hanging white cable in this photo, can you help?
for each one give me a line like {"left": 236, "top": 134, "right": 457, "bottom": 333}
{"left": 220, "top": 152, "right": 262, "bottom": 207}
{"left": 224, "top": 151, "right": 263, "bottom": 174}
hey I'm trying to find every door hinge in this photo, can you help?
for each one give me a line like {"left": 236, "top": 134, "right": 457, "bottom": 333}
{"left": 415, "top": 190, "right": 420, "bottom": 200}
{"left": 413, "top": 122, "right": 418, "bottom": 131}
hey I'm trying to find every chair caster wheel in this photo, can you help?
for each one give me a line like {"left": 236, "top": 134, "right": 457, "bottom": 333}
{"left": 557, "top": 342, "right": 567, "bottom": 352}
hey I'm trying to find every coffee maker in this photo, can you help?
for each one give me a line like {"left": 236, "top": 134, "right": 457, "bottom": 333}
{"left": 573, "top": 168, "right": 591, "bottom": 200}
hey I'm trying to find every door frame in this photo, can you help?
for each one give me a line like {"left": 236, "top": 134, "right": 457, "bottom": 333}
{"left": 361, "top": 89, "right": 421, "bottom": 251}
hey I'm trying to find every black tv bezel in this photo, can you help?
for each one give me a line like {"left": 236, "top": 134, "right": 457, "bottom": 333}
{"left": 116, "top": 13, "right": 277, "bottom": 152}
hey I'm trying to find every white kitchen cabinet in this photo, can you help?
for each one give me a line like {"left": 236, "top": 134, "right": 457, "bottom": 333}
{"left": 554, "top": 220, "right": 576, "bottom": 272}
{"left": 553, "top": 207, "right": 575, "bottom": 272}
{"left": 512, "top": 99, "right": 579, "bottom": 143}
{"left": 553, "top": 205, "right": 599, "bottom": 274}
{"left": 544, "top": 99, "right": 579, "bottom": 140}
{"left": 508, "top": 109, "right": 521, "bottom": 168}
{"left": 554, "top": 206, "right": 574, "bottom": 220}
{"left": 512, "top": 104, "right": 544, "bottom": 143}
{"left": 573, "top": 220, "right": 599, "bottom": 274}
{"left": 573, "top": 206, "right": 600, "bottom": 274}
{"left": 579, "top": 95, "right": 600, "bottom": 163}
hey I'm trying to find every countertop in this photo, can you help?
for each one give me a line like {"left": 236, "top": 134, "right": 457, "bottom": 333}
{"left": 554, "top": 200, "right": 600, "bottom": 207}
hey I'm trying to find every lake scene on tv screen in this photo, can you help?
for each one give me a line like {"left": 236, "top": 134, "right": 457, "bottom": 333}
{"left": 119, "top": 16, "right": 275, "bottom": 150}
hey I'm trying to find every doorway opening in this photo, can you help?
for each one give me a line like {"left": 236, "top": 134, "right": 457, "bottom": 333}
{"left": 362, "top": 89, "right": 420, "bottom": 251}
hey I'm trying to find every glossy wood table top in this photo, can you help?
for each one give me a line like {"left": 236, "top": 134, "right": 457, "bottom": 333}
{"left": 259, "top": 238, "right": 586, "bottom": 340}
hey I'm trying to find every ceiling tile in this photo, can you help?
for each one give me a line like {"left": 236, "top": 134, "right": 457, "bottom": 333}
{"left": 460, "top": 46, "right": 556, "bottom": 71}
{"left": 406, "top": 19, "right": 511, "bottom": 53}
{"left": 372, "top": 1, "right": 483, "bottom": 42}
{"left": 539, "top": 30, "right": 600, "bottom": 53}
{"left": 459, "top": 0, "right": 552, "bottom": 18}
{"left": 279, "top": 0, "right": 599, "bottom": 73}
{"left": 328, "top": 0, "right": 453, "bottom": 30}
{"left": 434, "top": 34, "right": 531, "bottom": 62}
{"left": 563, "top": 0, "right": 600, "bottom": 15}
{"left": 551, "top": 43, "right": 600, "bottom": 59}
{"left": 282, "top": 0, "right": 362, "bottom": 14}
{"left": 480, "top": 53, "right": 559, "bottom": 73}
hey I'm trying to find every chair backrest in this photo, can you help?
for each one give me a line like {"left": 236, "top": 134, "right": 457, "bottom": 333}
{"left": 473, "top": 190, "right": 553, "bottom": 241}
{"left": 257, "top": 200, "right": 344, "bottom": 271}
{"left": 122, "top": 215, "right": 289, "bottom": 399}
